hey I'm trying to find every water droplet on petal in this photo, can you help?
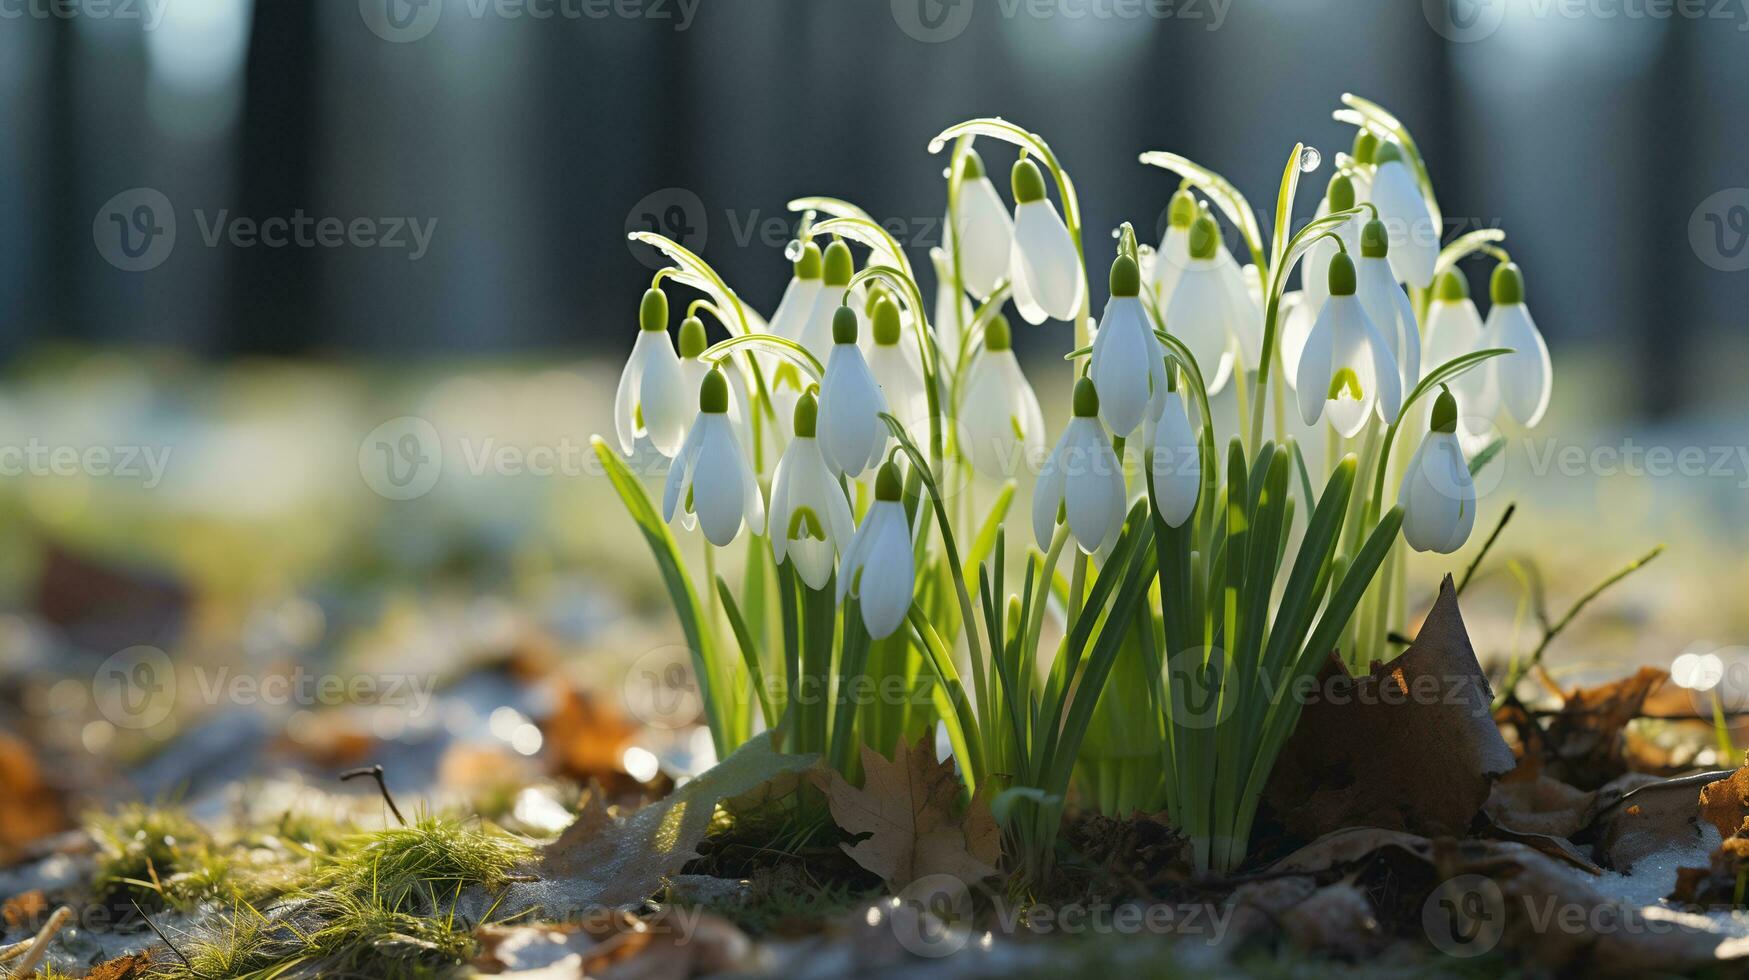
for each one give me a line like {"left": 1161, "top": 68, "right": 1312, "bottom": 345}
{"left": 1110, "top": 227, "right": 1121, "bottom": 240}
{"left": 1299, "top": 146, "right": 1322, "bottom": 173}
{"left": 941, "top": 167, "right": 952, "bottom": 180}
{"left": 783, "top": 239, "right": 804, "bottom": 262}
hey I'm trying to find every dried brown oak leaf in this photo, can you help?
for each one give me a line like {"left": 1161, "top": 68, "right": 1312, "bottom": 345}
{"left": 1263, "top": 576, "right": 1514, "bottom": 841}
{"left": 1697, "top": 755, "right": 1749, "bottom": 839}
{"left": 811, "top": 734, "right": 999, "bottom": 891}
{"left": 533, "top": 732, "right": 816, "bottom": 911}
{"left": 1543, "top": 666, "right": 1667, "bottom": 789}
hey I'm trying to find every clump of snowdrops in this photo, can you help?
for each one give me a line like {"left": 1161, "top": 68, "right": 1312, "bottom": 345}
{"left": 597, "top": 95, "right": 1550, "bottom": 876}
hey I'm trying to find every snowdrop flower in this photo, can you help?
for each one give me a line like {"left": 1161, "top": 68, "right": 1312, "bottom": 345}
{"left": 1424, "top": 270, "right": 1500, "bottom": 441}
{"left": 1163, "top": 214, "right": 1240, "bottom": 394}
{"left": 1145, "top": 379, "right": 1200, "bottom": 528}
{"left": 1009, "top": 158, "right": 1084, "bottom": 325}
{"left": 1368, "top": 140, "right": 1438, "bottom": 288}
{"left": 1216, "top": 246, "right": 1264, "bottom": 369}
{"left": 931, "top": 247, "right": 975, "bottom": 373}
{"left": 1486, "top": 262, "right": 1552, "bottom": 427}
{"left": 1295, "top": 251, "right": 1402, "bottom": 437}
{"left": 614, "top": 287, "right": 688, "bottom": 457}
{"left": 1300, "top": 174, "right": 1362, "bottom": 321}
{"left": 1033, "top": 378, "right": 1126, "bottom": 555}
{"left": 769, "top": 392, "right": 855, "bottom": 590}
{"left": 769, "top": 242, "right": 823, "bottom": 345}
{"left": 676, "top": 315, "right": 752, "bottom": 450}
{"left": 662, "top": 368, "right": 765, "bottom": 547}
{"left": 817, "top": 304, "right": 888, "bottom": 478}
{"left": 961, "top": 313, "right": 1045, "bottom": 481}
{"left": 1278, "top": 290, "right": 1315, "bottom": 392}
{"left": 837, "top": 462, "right": 915, "bottom": 639}
{"left": 797, "top": 240, "right": 855, "bottom": 361}
{"left": 1354, "top": 220, "right": 1422, "bottom": 398}
{"left": 1397, "top": 387, "right": 1476, "bottom": 554}
{"left": 865, "top": 295, "right": 931, "bottom": 447}
{"left": 1150, "top": 188, "right": 1197, "bottom": 308}
{"left": 950, "top": 149, "right": 1015, "bottom": 300}
{"left": 1090, "top": 254, "right": 1168, "bottom": 436}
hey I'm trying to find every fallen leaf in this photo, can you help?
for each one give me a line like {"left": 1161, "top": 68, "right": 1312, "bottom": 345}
{"left": 473, "top": 910, "right": 749, "bottom": 980}
{"left": 811, "top": 734, "right": 999, "bottom": 891}
{"left": 32, "top": 541, "right": 189, "bottom": 654}
{"left": 1263, "top": 577, "right": 1515, "bottom": 841}
{"left": 1542, "top": 667, "right": 1668, "bottom": 789}
{"left": 1485, "top": 772, "right": 1597, "bottom": 838}
{"left": 0, "top": 733, "right": 68, "bottom": 862}
{"left": 1698, "top": 756, "right": 1749, "bottom": 839}
{"left": 1590, "top": 772, "right": 1710, "bottom": 873}
{"left": 543, "top": 684, "right": 641, "bottom": 793}
{"left": 84, "top": 949, "right": 157, "bottom": 980}
{"left": 532, "top": 732, "right": 816, "bottom": 913}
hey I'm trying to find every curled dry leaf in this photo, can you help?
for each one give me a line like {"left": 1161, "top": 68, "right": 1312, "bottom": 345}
{"left": 474, "top": 909, "right": 750, "bottom": 980}
{"left": 1263, "top": 577, "right": 1515, "bottom": 841}
{"left": 811, "top": 734, "right": 1000, "bottom": 892}
{"left": 1542, "top": 666, "right": 1668, "bottom": 790}
{"left": 0, "top": 733, "right": 68, "bottom": 863}
{"left": 532, "top": 732, "right": 817, "bottom": 913}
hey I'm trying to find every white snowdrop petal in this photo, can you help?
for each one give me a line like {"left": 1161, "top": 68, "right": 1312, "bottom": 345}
{"left": 1371, "top": 161, "right": 1438, "bottom": 288}
{"left": 1012, "top": 200, "right": 1084, "bottom": 322}
{"left": 1032, "top": 439, "right": 1069, "bottom": 550}
{"left": 1164, "top": 263, "right": 1237, "bottom": 395}
{"left": 768, "top": 446, "right": 795, "bottom": 565}
{"left": 613, "top": 333, "right": 653, "bottom": 455}
{"left": 818, "top": 346, "right": 887, "bottom": 478}
{"left": 856, "top": 508, "right": 916, "bottom": 640}
{"left": 1091, "top": 297, "right": 1157, "bottom": 436}
{"left": 957, "top": 176, "right": 1015, "bottom": 298}
{"left": 1489, "top": 304, "right": 1552, "bottom": 427}
{"left": 639, "top": 333, "right": 689, "bottom": 458}
{"left": 691, "top": 418, "right": 747, "bottom": 546}
{"left": 1279, "top": 293, "right": 1315, "bottom": 392}
{"left": 1149, "top": 392, "right": 1200, "bottom": 528}
{"left": 1216, "top": 250, "right": 1262, "bottom": 368}
{"left": 661, "top": 421, "right": 706, "bottom": 524}
{"left": 1063, "top": 420, "right": 1121, "bottom": 554}
{"left": 798, "top": 285, "right": 848, "bottom": 362}
{"left": 1360, "top": 309, "right": 1403, "bottom": 425}
{"left": 1425, "top": 298, "right": 1499, "bottom": 426}
{"left": 1296, "top": 302, "right": 1335, "bottom": 427}
{"left": 1151, "top": 227, "right": 1191, "bottom": 308}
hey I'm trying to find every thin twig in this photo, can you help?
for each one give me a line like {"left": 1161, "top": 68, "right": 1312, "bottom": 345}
{"left": 131, "top": 901, "right": 190, "bottom": 969}
{"left": 1456, "top": 502, "right": 1515, "bottom": 596}
{"left": 340, "top": 764, "right": 408, "bottom": 826}
{"left": 1525, "top": 545, "right": 1665, "bottom": 672}
{"left": 10, "top": 905, "right": 72, "bottom": 976}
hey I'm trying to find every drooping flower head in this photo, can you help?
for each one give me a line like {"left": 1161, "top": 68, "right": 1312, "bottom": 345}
{"left": 797, "top": 240, "right": 855, "bottom": 361}
{"left": 1486, "top": 262, "right": 1552, "bottom": 428}
{"left": 677, "top": 315, "right": 752, "bottom": 451}
{"left": 1368, "top": 140, "right": 1438, "bottom": 288}
{"left": 1398, "top": 386, "right": 1477, "bottom": 554}
{"left": 1163, "top": 212, "right": 1239, "bottom": 394}
{"left": 1090, "top": 253, "right": 1168, "bottom": 436}
{"left": 1145, "top": 371, "right": 1200, "bottom": 529}
{"left": 1424, "top": 269, "right": 1500, "bottom": 441}
{"left": 1151, "top": 187, "right": 1198, "bottom": 307}
{"left": 1009, "top": 158, "right": 1085, "bottom": 325}
{"left": 1355, "top": 219, "right": 1422, "bottom": 399}
{"left": 769, "top": 390, "right": 855, "bottom": 590}
{"left": 1033, "top": 377, "right": 1126, "bottom": 555}
{"left": 951, "top": 149, "right": 1016, "bottom": 301}
{"left": 838, "top": 461, "right": 916, "bottom": 639}
{"left": 661, "top": 368, "right": 765, "bottom": 547}
{"left": 1300, "top": 173, "right": 1361, "bottom": 321}
{"left": 865, "top": 294, "right": 931, "bottom": 447}
{"left": 1295, "top": 250, "right": 1402, "bottom": 437}
{"left": 770, "top": 242, "right": 824, "bottom": 344}
{"left": 614, "top": 287, "right": 688, "bottom": 457}
{"left": 816, "top": 304, "right": 888, "bottom": 478}
{"left": 961, "top": 313, "right": 1045, "bottom": 482}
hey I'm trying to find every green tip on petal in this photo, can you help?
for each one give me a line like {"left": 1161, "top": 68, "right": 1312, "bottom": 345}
{"left": 787, "top": 505, "right": 826, "bottom": 542}
{"left": 1327, "top": 251, "right": 1358, "bottom": 296}
{"left": 1326, "top": 367, "right": 1364, "bottom": 403}
{"left": 863, "top": 282, "right": 889, "bottom": 317}
{"left": 1491, "top": 261, "right": 1525, "bottom": 305}
{"left": 1328, "top": 174, "right": 1356, "bottom": 213}
{"left": 639, "top": 288, "right": 668, "bottom": 333}
{"left": 700, "top": 368, "right": 730, "bottom": 414}
{"left": 795, "top": 241, "right": 823, "bottom": 280}
{"left": 872, "top": 296, "right": 902, "bottom": 346}
{"left": 959, "top": 148, "right": 985, "bottom": 181}
{"left": 1072, "top": 377, "right": 1099, "bottom": 418}
{"left": 1352, "top": 130, "right": 1379, "bottom": 165}
{"left": 1109, "top": 254, "right": 1141, "bottom": 297}
{"left": 1168, "top": 189, "right": 1197, "bottom": 229}
{"left": 1360, "top": 220, "right": 1389, "bottom": 259}
{"left": 823, "top": 240, "right": 854, "bottom": 287}
{"left": 874, "top": 462, "right": 903, "bottom": 501}
{"left": 1188, "top": 213, "right": 1220, "bottom": 260}
{"left": 1374, "top": 140, "right": 1405, "bottom": 166}
{"left": 832, "top": 304, "right": 859, "bottom": 345}
{"left": 984, "top": 313, "right": 1012, "bottom": 352}
{"left": 793, "top": 390, "right": 818, "bottom": 438}
{"left": 678, "top": 316, "right": 707, "bottom": 358}
{"left": 1431, "top": 386, "right": 1458, "bottom": 434}
{"left": 1435, "top": 269, "right": 1470, "bottom": 303}
{"left": 1011, "top": 158, "right": 1047, "bottom": 205}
